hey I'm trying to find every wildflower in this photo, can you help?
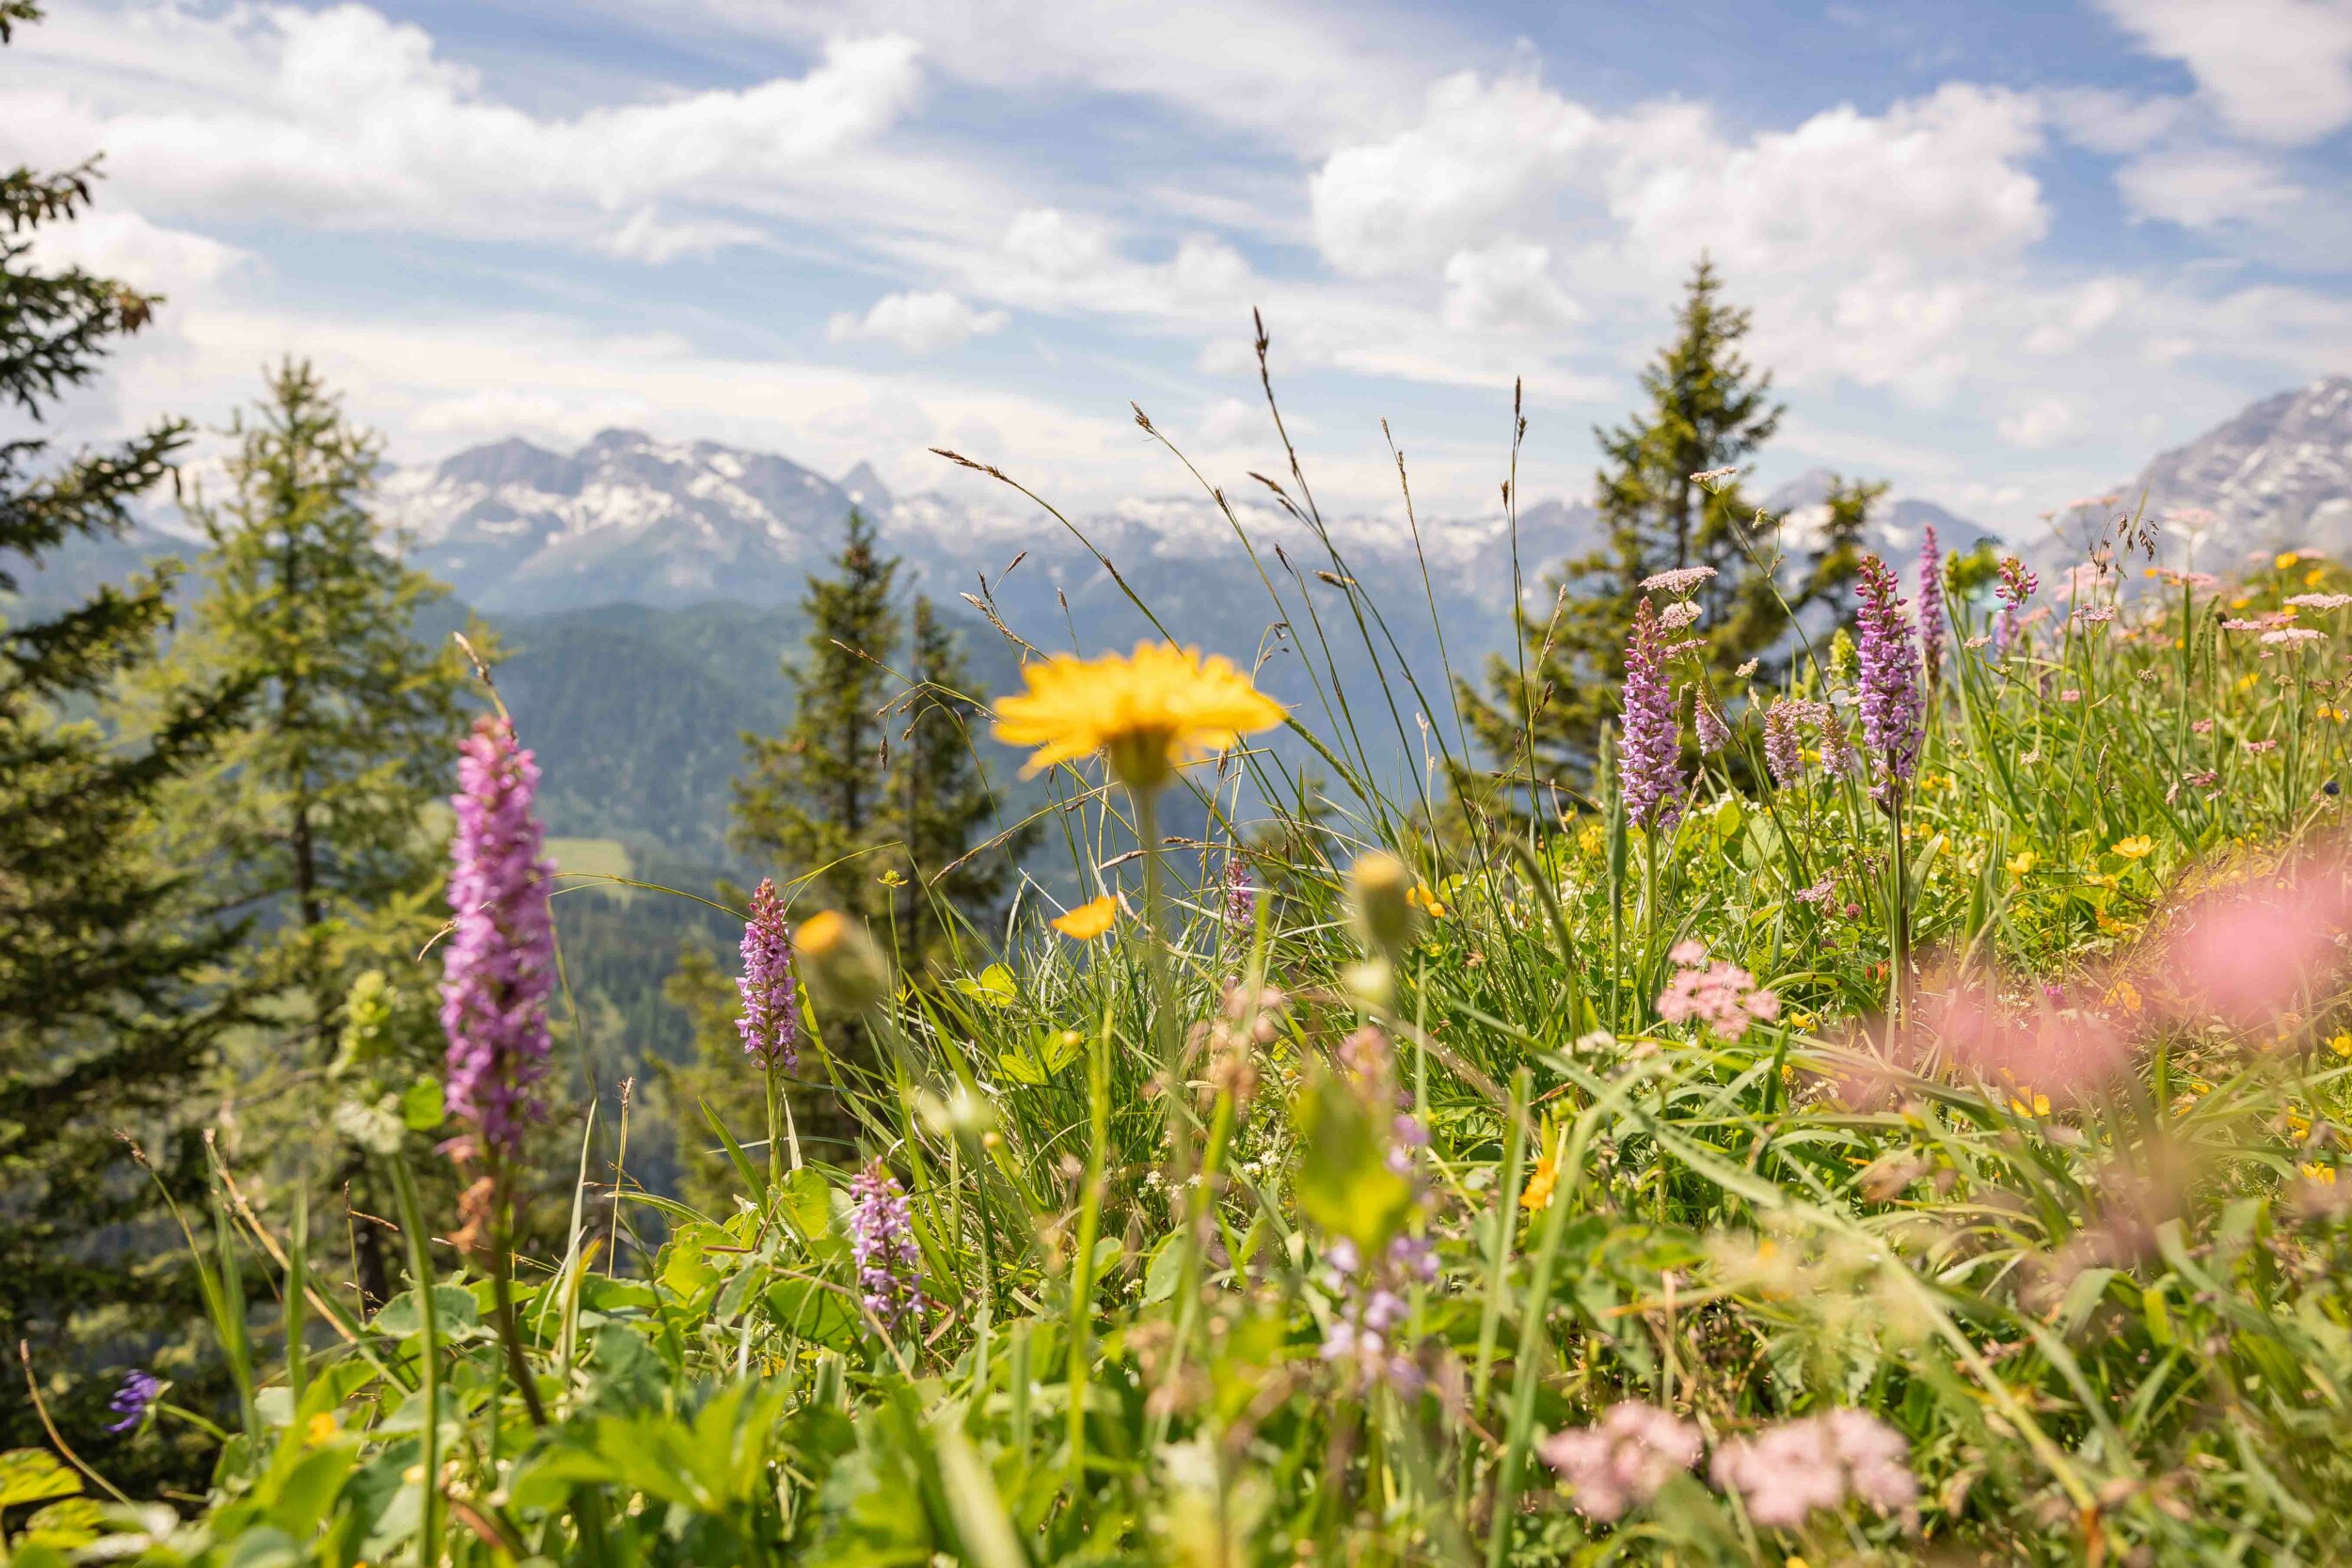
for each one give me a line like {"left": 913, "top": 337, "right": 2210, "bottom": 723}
{"left": 1052, "top": 895, "right": 1118, "bottom": 941}
{"left": 2278, "top": 551, "right": 2303, "bottom": 571}
{"left": 1793, "top": 878, "right": 1836, "bottom": 906}
{"left": 1709, "top": 1410, "right": 1917, "bottom": 1528}
{"left": 2244, "top": 738, "right": 2280, "bottom": 754}
{"left": 2059, "top": 689, "right": 2082, "bottom": 703}
{"left": 1539, "top": 1403, "right": 1704, "bottom": 1522}
{"left": 736, "top": 879, "right": 799, "bottom": 1070}
{"left": 2287, "top": 593, "right": 2352, "bottom": 610}
{"left": 1222, "top": 858, "right": 1257, "bottom": 934}
{"left": 2164, "top": 863, "right": 2352, "bottom": 1034}
{"left": 1994, "top": 556, "right": 2037, "bottom": 654}
{"left": 2077, "top": 605, "right": 2116, "bottom": 625}
{"left": 1617, "top": 599, "right": 1686, "bottom": 832}
{"left": 1406, "top": 882, "right": 1447, "bottom": 920}
{"left": 1917, "top": 524, "right": 1945, "bottom": 689}
{"left": 2306, "top": 1164, "right": 2339, "bottom": 1186}
{"left": 849, "top": 1159, "right": 925, "bottom": 1333}
{"left": 1656, "top": 945, "right": 1780, "bottom": 1039}
{"left": 1762, "top": 698, "right": 1804, "bottom": 786}
{"left": 1852, "top": 557, "right": 1926, "bottom": 797}
{"left": 105, "top": 1369, "right": 162, "bottom": 1433}
{"left": 441, "top": 717, "right": 557, "bottom": 1160}
{"left": 2264, "top": 627, "right": 2325, "bottom": 645}
{"left": 1639, "top": 564, "right": 1716, "bottom": 594}
{"left": 1658, "top": 598, "right": 1702, "bottom": 629}
{"left": 1963, "top": 634, "right": 1991, "bottom": 650}
{"left": 1693, "top": 689, "right": 1730, "bottom": 754}
{"left": 2111, "top": 835, "right": 2153, "bottom": 862}
{"left": 1689, "top": 467, "right": 1740, "bottom": 489}
{"left": 1736, "top": 657, "right": 1759, "bottom": 677}
{"left": 2006, "top": 849, "right": 2036, "bottom": 879}
{"left": 1521, "top": 1143, "right": 1560, "bottom": 1213}
{"left": 2331, "top": 1033, "right": 2352, "bottom": 1059}
{"left": 796, "top": 910, "right": 893, "bottom": 1015}
{"left": 993, "top": 641, "right": 1284, "bottom": 793}
{"left": 1348, "top": 851, "right": 1422, "bottom": 956}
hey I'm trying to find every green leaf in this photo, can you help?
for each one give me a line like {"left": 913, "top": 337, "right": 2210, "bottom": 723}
{"left": 994, "top": 1050, "right": 1046, "bottom": 1086}
{"left": 398, "top": 1077, "right": 444, "bottom": 1132}
{"left": 19, "top": 1497, "right": 105, "bottom": 1549}
{"left": 951, "top": 963, "right": 1019, "bottom": 1008}
{"left": 1293, "top": 1069, "right": 1414, "bottom": 1256}
{"left": 0, "top": 1449, "right": 81, "bottom": 1509}
{"left": 764, "top": 1277, "right": 864, "bottom": 1350}
{"left": 370, "top": 1284, "right": 478, "bottom": 1338}
{"left": 777, "top": 1166, "right": 834, "bottom": 1243}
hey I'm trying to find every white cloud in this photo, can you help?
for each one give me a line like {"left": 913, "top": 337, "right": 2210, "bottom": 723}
{"left": 1440, "top": 243, "right": 1581, "bottom": 334}
{"left": 2114, "top": 144, "right": 2305, "bottom": 228}
{"left": 827, "top": 290, "right": 1009, "bottom": 353}
{"left": 5, "top": 6, "right": 924, "bottom": 254}
{"left": 2096, "top": 0, "right": 2352, "bottom": 145}
{"left": 22, "top": 207, "right": 248, "bottom": 291}
{"left": 1996, "top": 395, "right": 2081, "bottom": 450}
{"left": 1311, "top": 71, "right": 1599, "bottom": 277}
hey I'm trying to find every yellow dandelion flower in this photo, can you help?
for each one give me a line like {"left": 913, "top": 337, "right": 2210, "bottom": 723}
{"left": 2277, "top": 552, "right": 2302, "bottom": 571}
{"left": 2230, "top": 594, "right": 2253, "bottom": 610}
{"left": 1051, "top": 895, "right": 1118, "bottom": 941}
{"left": 2111, "top": 834, "right": 2153, "bottom": 861}
{"left": 2309, "top": 567, "right": 2329, "bottom": 587}
{"left": 2236, "top": 672, "right": 2261, "bottom": 692}
{"left": 2006, "top": 849, "right": 2038, "bottom": 879}
{"left": 2305, "top": 1164, "right": 2339, "bottom": 1186}
{"left": 1520, "top": 1149, "right": 1559, "bottom": 1213}
{"left": 993, "top": 641, "right": 1285, "bottom": 792}
{"left": 2329, "top": 1033, "right": 2352, "bottom": 1059}
{"left": 2010, "top": 1090, "right": 2051, "bottom": 1117}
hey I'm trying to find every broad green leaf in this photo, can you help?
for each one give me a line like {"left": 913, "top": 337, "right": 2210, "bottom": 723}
{"left": 952, "top": 963, "right": 1018, "bottom": 1007}
{"left": 1293, "top": 1069, "right": 1414, "bottom": 1256}
{"left": 398, "top": 1077, "right": 444, "bottom": 1132}
{"left": 0, "top": 1449, "right": 80, "bottom": 1509}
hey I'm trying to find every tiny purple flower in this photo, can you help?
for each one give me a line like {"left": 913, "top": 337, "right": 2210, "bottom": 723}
{"left": 1617, "top": 598, "right": 1686, "bottom": 832}
{"left": 1693, "top": 689, "right": 1730, "bottom": 755}
{"left": 850, "top": 1159, "right": 925, "bottom": 1334}
{"left": 105, "top": 1369, "right": 162, "bottom": 1433}
{"left": 736, "top": 879, "right": 799, "bottom": 1069}
{"left": 440, "top": 717, "right": 557, "bottom": 1160}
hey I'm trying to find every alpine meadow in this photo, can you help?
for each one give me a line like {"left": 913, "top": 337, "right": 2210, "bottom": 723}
{"left": 11, "top": 2, "right": 2352, "bottom": 1565}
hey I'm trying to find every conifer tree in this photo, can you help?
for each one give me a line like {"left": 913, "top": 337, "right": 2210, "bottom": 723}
{"left": 147, "top": 358, "right": 478, "bottom": 1304}
{"left": 732, "top": 508, "right": 899, "bottom": 915}
{"left": 1461, "top": 259, "right": 1785, "bottom": 798}
{"left": 885, "top": 594, "right": 1030, "bottom": 971}
{"left": 0, "top": 0, "right": 250, "bottom": 1463}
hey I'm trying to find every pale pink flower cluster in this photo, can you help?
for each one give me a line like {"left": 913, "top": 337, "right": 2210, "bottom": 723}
{"left": 1657, "top": 941, "right": 1780, "bottom": 1039}
{"left": 2286, "top": 593, "right": 2352, "bottom": 610}
{"left": 1538, "top": 1403, "right": 1703, "bottom": 1521}
{"left": 2223, "top": 613, "right": 2293, "bottom": 632}
{"left": 2263, "top": 626, "right": 2325, "bottom": 646}
{"left": 1709, "top": 1409, "right": 1918, "bottom": 1528}
{"left": 1640, "top": 564, "right": 1717, "bottom": 595}
{"left": 1658, "top": 599, "right": 1703, "bottom": 629}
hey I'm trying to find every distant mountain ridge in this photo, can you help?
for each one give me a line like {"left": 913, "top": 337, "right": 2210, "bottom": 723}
{"left": 2130, "top": 374, "right": 2352, "bottom": 556}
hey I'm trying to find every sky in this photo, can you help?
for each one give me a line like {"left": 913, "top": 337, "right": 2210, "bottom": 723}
{"left": 8, "top": 0, "right": 2352, "bottom": 535}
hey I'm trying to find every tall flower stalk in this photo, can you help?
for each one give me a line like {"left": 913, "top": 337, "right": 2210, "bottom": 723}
{"left": 439, "top": 714, "right": 556, "bottom": 1425}
{"left": 1853, "top": 557, "right": 1926, "bottom": 1016}
{"left": 1918, "top": 524, "right": 1946, "bottom": 691}
{"left": 737, "top": 878, "right": 799, "bottom": 1184}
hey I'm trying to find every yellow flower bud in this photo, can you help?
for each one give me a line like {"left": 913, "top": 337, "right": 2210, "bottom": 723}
{"left": 1347, "top": 851, "right": 1422, "bottom": 956}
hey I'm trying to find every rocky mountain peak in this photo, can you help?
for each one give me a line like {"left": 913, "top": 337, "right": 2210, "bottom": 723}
{"left": 2133, "top": 373, "right": 2352, "bottom": 552}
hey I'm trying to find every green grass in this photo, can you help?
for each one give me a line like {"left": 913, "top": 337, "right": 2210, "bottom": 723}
{"left": 33, "top": 527, "right": 2352, "bottom": 1566}
{"left": 544, "top": 835, "right": 634, "bottom": 904}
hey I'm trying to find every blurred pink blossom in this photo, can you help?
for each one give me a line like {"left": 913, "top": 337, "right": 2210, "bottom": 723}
{"left": 1709, "top": 1409, "right": 1916, "bottom": 1528}
{"left": 1539, "top": 1402, "right": 1703, "bottom": 1522}
{"left": 2162, "top": 864, "right": 2352, "bottom": 1033}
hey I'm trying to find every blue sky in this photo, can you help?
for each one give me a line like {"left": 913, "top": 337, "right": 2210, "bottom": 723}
{"left": 8, "top": 0, "right": 2352, "bottom": 536}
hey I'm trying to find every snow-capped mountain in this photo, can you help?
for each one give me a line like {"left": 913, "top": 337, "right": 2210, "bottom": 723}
{"left": 1760, "top": 469, "right": 2003, "bottom": 570}
{"left": 2131, "top": 374, "right": 2352, "bottom": 555}
{"left": 374, "top": 425, "right": 1612, "bottom": 640}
